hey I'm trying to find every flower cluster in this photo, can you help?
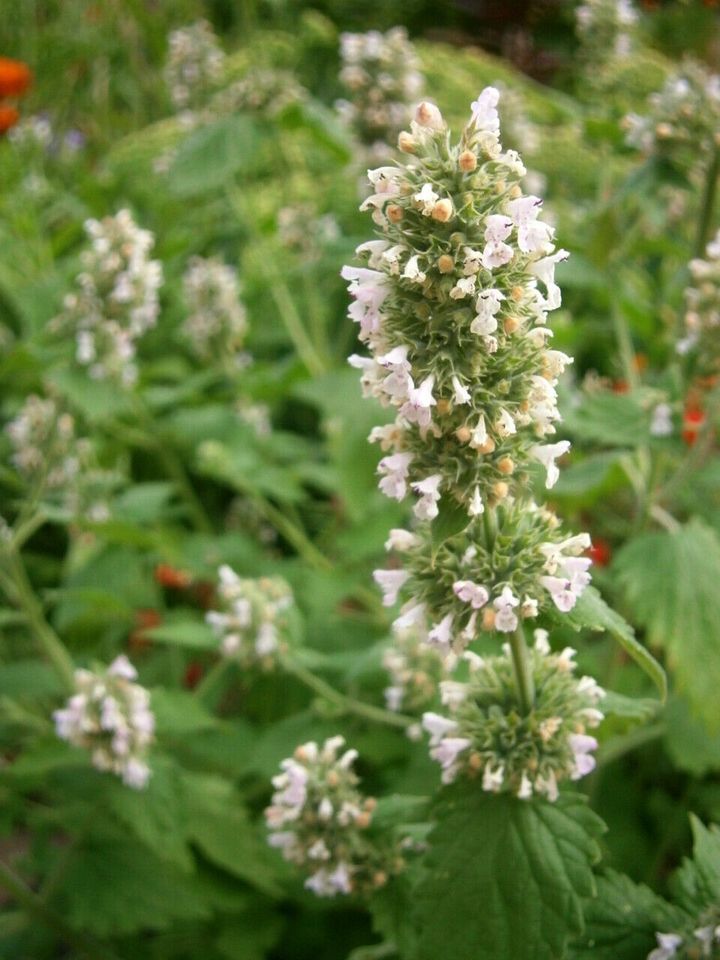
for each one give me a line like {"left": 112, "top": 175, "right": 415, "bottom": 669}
{"left": 208, "top": 68, "right": 304, "bottom": 119}
{"left": 55, "top": 210, "right": 163, "bottom": 387}
{"left": 681, "top": 230, "right": 720, "bottom": 370}
{"left": 648, "top": 922, "right": 720, "bottom": 960}
{"left": 277, "top": 205, "right": 341, "bottom": 260}
{"left": 5, "top": 394, "right": 114, "bottom": 520}
{"left": 344, "top": 89, "right": 574, "bottom": 520}
{"left": 336, "top": 28, "right": 422, "bottom": 158}
{"left": 164, "top": 20, "right": 225, "bottom": 112}
{"left": 624, "top": 60, "right": 720, "bottom": 161}
{"left": 205, "top": 565, "right": 295, "bottom": 668}
{"left": 383, "top": 621, "right": 447, "bottom": 715}
{"left": 182, "top": 256, "right": 248, "bottom": 363}
{"left": 265, "top": 736, "right": 395, "bottom": 897}
{"left": 421, "top": 631, "right": 604, "bottom": 798}
{"left": 576, "top": 0, "right": 638, "bottom": 60}
{"left": 376, "top": 504, "right": 591, "bottom": 650}
{"left": 53, "top": 655, "right": 154, "bottom": 789}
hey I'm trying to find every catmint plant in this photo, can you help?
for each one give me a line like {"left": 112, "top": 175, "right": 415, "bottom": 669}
{"left": 265, "top": 736, "right": 399, "bottom": 897}
{"left": 53, "top": 655, "right": 154, "bottom": 789}
{"left": 576, "top": 0, "right": 638, "bottom": 61}
{"left": 164, "top": 20, "right": 225, "bottom": 114}
{"left": 54, "top": 209, "right": 163, "bottom": 387}
{"left": 336, "top": 28, "right": 422, "bottom": 159}
{"left": 344, "top": 89, "right": 593, "bottom": 680}
{"left": 681, "top": 229, "right": 720, "bottom": 369}
{"left": 182, "top": 256, "right": 248, "bottom": 363}
{"left": 206, "top": 565, "right": 295, "bottom": 668}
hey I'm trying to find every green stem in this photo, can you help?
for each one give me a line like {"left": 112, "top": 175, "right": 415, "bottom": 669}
{"left": 694, "top": 144, "right": 720, "bottom": 259}
{"left": 508, "top": 625, "right": 535, "bottom": 715}
{"left": 611, "top": 298, "right": 639, "bottom": 391}
{"left": 268, "top": 280, "right": 327, "bottom": 378}
{"left": 195, "top": 657, "right": 232, "bottom": 703}
{"left": 0, "top": 550, "right": 74, "bottom": 691}
{"left": 0, "top": 857, "right": 118, "bottom": 960}
{"left": 283, "top": 657, "right": 413, "bottom": 730}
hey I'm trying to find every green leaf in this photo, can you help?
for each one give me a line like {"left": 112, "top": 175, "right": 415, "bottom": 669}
{"left": 414, "top": 786, "right": 605, "bottom": 960}
{"left": 671, "top": 817, "right": 720, "bottom": 915}
{"left": 169, "top": 115, "right": 262, "bottom": 197}
{"left": 663, "top": 698, "right": 720, "bottom": 776}
{"left": 151, "top": 688, "right": 218, "bottom": 736}
{"left": 563, "top": 391, "right": 649, "bottom": 447}
{"left": 614, "top": 520, "right": 720, "bottom": 725}
{"left": 145, "top": 619, "right": 219, "bottom": 649}
{"left": 557, "top": 586, "right": 666, "bottom": 700}
{"left": 59, "top": 832, "right": 210, "bottom": 936}
{"left": 184, "top": 773, "right": 282, "bottom": 897}
{"left": 569, "top": 870, "right": 686, "bottom": 960}
{"left": 431, "top": 496, "right": 469, "bottom": 555}
{"left": 103, "top": 756, "right": 193, "bottom": 871}
{"left": 215, "top": 906, "right": 284, "bottom": 960}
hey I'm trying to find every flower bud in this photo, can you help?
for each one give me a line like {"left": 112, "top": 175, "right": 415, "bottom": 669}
{"left": 458, "top": 149, "right": 477, "bottom": 172}
{"left": 437, "top": 254, "right": 455, "bottom": 273}
{"left": 431, "top": 199, "right": 454, "bottom": 223}
{"left": 398, "top": 131, "right": 417, "bottom": 153}
{"left": 415, "top": 100, "right": 444, "bottom": 130}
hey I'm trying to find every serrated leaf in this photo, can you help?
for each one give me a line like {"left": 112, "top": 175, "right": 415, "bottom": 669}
{"left": 671, "top": 817, "right": 720, "bottom": 915}
{"left": 151, "top": 688, "right": 218, "bottom": 735}
{"left": 103, "top": 756, "right": 193, "bottom": 871}
{"left": 558, "top": 586, "right": 666, "bottom": 700}
{"left": 614, "top": 520, "right": 720, "bottom": 725}
{"left": 414, "top": 786, "right": 605, "bottom": 960}
{"left": 431, "top": 496, "right": 469, "bottom": 555}
{"left": 168, "top": 115, "right": 262, "bottom": 197}
{"left": 569, "top": 870, "right": 686, "bottom": 960}
{"left": 59, "top": 833, "right": 210, "bottom": 935}
{"left": 563, "top": 392, "right": 649, "bottom": 447}
{"left": 663, "top": 698, "right": 720, "bottom": 776}
{"left": 184, "top": 773, "right": 282, "bottom": 897}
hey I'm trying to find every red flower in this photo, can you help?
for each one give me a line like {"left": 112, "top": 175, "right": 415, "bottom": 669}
{"left": 0, "top": 58, "right": 32, "bottom": 97}
{"left": 587, "top": 538, "right": 611, "bottom": 567}
{"left": 0, "top": 105, "right": 19, "bottom": 134}
{"left": 682, "top": 405, "right": 705, "bottom": 446}
{"left": 129, "top": 608, "right": 162, "bottom": 651}
{"left": 154, "top": 563, "right": 192, "bottom": 590}
{"left": 183, "top": 661, "right": 204, "bottom": 689}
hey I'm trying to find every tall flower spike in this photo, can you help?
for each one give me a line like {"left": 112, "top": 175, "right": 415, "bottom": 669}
{"left": 53, "top": 656, "right": 155, "bottom": 789}
{"left": 343, "top": 89, "right": 572, "bottom": 519}
{"left": 265, "top": 736, "right": 399, "bottom": 897}
{"left": 205, "top": 565, "right": 295, "bottom": 668}
{"left": 54, "top": 210, "right": 163, "bottom": 387}
{"left": 182, "top": 256, "right": 248, "bottom": 363}
{"left": 336, "top": 28, "right": 422, "bottom": 160}
{"left": 681, "top": 229, "right": 720, "bottom": 370}
{"left": 164, "top": 20, "right": 225, "bottom": 113}
{"left": 351, "top": 89, "right": 592, "bottom": 651}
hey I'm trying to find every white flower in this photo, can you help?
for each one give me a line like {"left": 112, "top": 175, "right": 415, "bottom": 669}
{"left": 493, "top": 587, "right": 519, "bottom": 633}
{"left": 530, "top": 250, "right": 569, "bottom": 311}
{"left": 453, "top": 580, "right": 489, "bottom": 609}
{"left": 411, "top": 473, "right": 442, "bottom": 520}
{"left": 414, "top": 182, "right": 439, "bottom": 214}
{"left": 403, "top": 254, "right": 426, "bottom": 283}
{"left": 482, "top": 214, "right": 514, "bottom": 269}
{"left": 422, "top": 711, "right": 459, "bottom": 743}
{"left": 373, "top": 568, "right": 410, "bottom": 606}
{"left": 471, "top": 289, "right": 504, "bottom": 335}
{"left": 648, "top": 933, "right": 683, "bottom": 960}
{"left": 450, "top": 276, "right": 477, "bottom": 299}
{"left": 430, "top": 737, "right": 472, "bottom": 783}
{"left": 650, "top": 403, "right": 673, "bottom": 437}
{"left": 427, "top": 612, "right": 454, "bottom": 650}
{"left": 451, "top": 375, "right": 471, "bottom": 404}
{"left": 569, "top": 733, "right": 598, "bottom": 779}
{"left": 507, "top": 195, "right": 554, "bottom": 254}
{"left": 470, "top": 87, "right": 500, "bottom": 138}
{"left": 530, "top": 440, "right": 571, "bottom": 488}
{"left": 468, "top": 487, "right": 485, "bottom": 516}
{"left": 401, "top": 375, "right": 436, "bottom": 427}
{"left": 495, "top": 408, "right": 517, "bottom": 437}
{"left": 384, "top": 528, "right": 419, "bottom": 552}
{"left": 482, "top": 762, "right": 505, "bottom": 792}
{"left": 378, "top": 451, "right": 414, "bottom": 500}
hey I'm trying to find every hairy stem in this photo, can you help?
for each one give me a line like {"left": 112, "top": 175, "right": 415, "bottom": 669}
{"left": 509, "top": 625, "right": 535, "bottom": 715}
{"left": 694, "top": 144, "right": 720, "bottom": 259}
{"left": 283, "top": 657, "right": 414, "bottom": 729}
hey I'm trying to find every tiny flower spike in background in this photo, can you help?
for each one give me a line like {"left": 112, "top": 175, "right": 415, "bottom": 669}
{"left": 265, "top": 736, "right": 400, "bottom": 897}
{"left": 53, "top": 655, "right": 154, "bottom": 789}
{"left": 53, "top": 209, "right": 163, "bottom": 386}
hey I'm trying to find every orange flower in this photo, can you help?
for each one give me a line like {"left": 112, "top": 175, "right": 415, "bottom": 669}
{"left": 0, "top": 105, "right": 19, "bottom": 134}
{"left": 154, "top": 563, "right": 192, "bottom": 590}
{"left": 128, "top": 608, "right": 162, "bottom": 651}
{"left": 682, "top": 406, "right": 705, "bottom": 446}
{"left": 0, "top": 58, "right": 32, "bottom": 97}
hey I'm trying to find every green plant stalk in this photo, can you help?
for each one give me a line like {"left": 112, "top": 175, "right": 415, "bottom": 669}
{"left": 508, "top": 624, "right": 535, "bottom": 715}
{"left": 0, "top": 857, "right": 118, "bottom": 960}
{"left": 195, "top": 657, "right": 232, "bottom": 703}
{"left": 283, "top": 657, "right": 414, "bottom": 730}
{"left": 0, "top": 550, "right": 74, "bottom": 691}
{"left": 694, "top": 144, "right": 720, "bottom": 259}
